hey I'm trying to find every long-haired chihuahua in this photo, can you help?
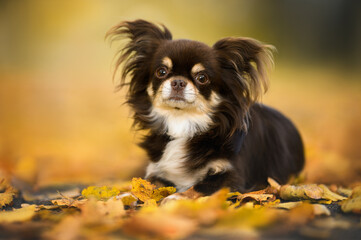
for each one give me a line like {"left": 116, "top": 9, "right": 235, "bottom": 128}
{"left": 107, "top": 20, "right": 304, "bottom": 197}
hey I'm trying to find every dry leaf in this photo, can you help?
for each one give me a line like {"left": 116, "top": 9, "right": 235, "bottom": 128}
{"left": 52, "top": 198, "right": 87, "bottom": 208}
{"left": 270, "top": 201, "right": 303, "bottom": 210}
{"left": 0, "top": 204, "right": 37, "bottom": 223}
{"left": 116, "top": 192, "right": 137, "bottom": 206}
{"left": 95, "top": 198, "right": 125, "bottom": 219}
{"left": 268, "top": 177, "right": 281, "bottom": 191}
{"left": 280, "top": 184, "right": 347, "bottom": 202}
{"left": 153, "top": 186, "right": 177, "bottom": 201}
{"left": 217, "top": 205, "right": 279, "bottom": 229}
{"left": 0, "top": 179, "right": 18, "bottom": 208}
{"left": 341, "top": 186, "right": 361, "bottom": 213}
{"left": 81, "top": 186, "right": 120, "bottom": 200}
{"left": 336, "top": 187, "right": 352, "bottom": 197}
{"left": 312, "top": 204, "right": 331, "bottom": 216}
{"left": 318, "top": 184, "right": 347, "bottom": 201}
{"left": 123, "top": 211, "right": 197, "bottom": 240}
{"left": 238, "top": 193, "right": 276, "bottom": 204}
{"left": 131, "top": 178, "right": 176, "bottom": 202}
{"left": 280, "top": 184, "right": 323, "bottom": 200}
{"left": 131, "top": 178, "right": 156, "bottom": 202}
{"left": 287, "top": 203, "right": 314, "bottom": 225}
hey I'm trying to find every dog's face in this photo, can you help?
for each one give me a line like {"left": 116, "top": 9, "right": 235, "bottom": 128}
{"left": 107, "top": 20, "right": 274, "bottom": 137}
{"left": 148, "top": 40, "right": 220, "bottom": 115}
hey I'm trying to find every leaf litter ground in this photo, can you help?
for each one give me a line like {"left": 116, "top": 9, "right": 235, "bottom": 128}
{"left": 1, "top": 177, "right": 361, "bottom": 240}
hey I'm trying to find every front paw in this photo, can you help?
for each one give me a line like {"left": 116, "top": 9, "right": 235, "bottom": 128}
{"left": 161, "top": 187, "right": 203, "bottom": 205}
{"left": 161, "top": 193, "right": 187, "bottom": 205}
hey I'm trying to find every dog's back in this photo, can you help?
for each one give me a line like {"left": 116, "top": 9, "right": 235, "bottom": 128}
{"left": 238, "top": 104, "right": 305, "bottom": 190}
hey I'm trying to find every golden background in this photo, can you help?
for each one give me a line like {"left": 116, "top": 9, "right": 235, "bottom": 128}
{"left": 0, "top": 0, "right": 360, "bottom": 188}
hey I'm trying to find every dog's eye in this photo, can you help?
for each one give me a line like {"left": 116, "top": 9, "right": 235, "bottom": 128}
{"left": 195, "top": 73, "right": 209, "bottom": 85}
{"left": 155, "top": 67, "right": 169, "bottom": 79}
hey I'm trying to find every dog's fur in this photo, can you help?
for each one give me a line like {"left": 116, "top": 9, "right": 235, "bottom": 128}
{"left": 107, "top": 20, "right": 304, "bottom": 195}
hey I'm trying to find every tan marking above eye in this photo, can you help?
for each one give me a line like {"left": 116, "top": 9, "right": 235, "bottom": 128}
{"left": 191, "top": 63, "right": 205, "bottom": 75}
{"left": 162, "top": 57, "right": 173, "bottom": 69}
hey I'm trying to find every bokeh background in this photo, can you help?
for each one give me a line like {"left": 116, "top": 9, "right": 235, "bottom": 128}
{"left": 0, "top": 0, "right": 360, "bottom": 189}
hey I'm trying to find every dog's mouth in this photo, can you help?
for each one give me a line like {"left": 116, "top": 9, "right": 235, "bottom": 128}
{"left": 168, "top": 95, "right": 186, "bottom": 102}
{"left": 162, "top": 94, "right": 194, "bottom": 109}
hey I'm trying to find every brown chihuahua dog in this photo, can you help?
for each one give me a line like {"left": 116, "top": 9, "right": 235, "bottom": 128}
{"left": 107, "top": 20, "right": 304, "bottom": 197}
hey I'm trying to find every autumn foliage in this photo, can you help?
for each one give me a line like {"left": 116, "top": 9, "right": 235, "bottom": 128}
{"left": 1, "top": 177, "right": 360, "bottom": 239}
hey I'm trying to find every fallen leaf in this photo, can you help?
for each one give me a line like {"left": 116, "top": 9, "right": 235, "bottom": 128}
{"left": 280, "top": 184, "right": 323, "bottom": 201}
{"left": 312, "top": 204, "right": 331, "bottom": 216}
{"left": 0, "top": 179, "right": 18, "bottom": 208}
{"left": 336, "top": 187, "right": 352, "bottom": 197}
{"left": 237, "top": 193, "right": 276, "bottom": 204}
{"left": 340, "top": 186, "right": 361, "bottom": 213}
{"left": 143, "top": 199, "right": 158, "bottom": 208}
{"left": 279, "top": 184, "right": 345, "bottom": 202}
{"left": 0, "top": 205, "right": 37, "bottom": 223}
{"left": 153, "top": 186, "right": 177, "bottom": 201}
{"left": 131, "top": 178, "right": 176, "bottom": 202}
{"left": 217, "top": 205, "right": 279, "bottom": 229}
{"left": 123, "top": 211, "right": 197, "bottom": 240}
{"left": 318, "top": 184, "right": 346, "bottom": 201}
{"left": 52, "top": 198, "right": 87, "bottom": 208}
{"left": 270, "top": 201, "right": 303, "bottom": 210}
{"left": 95, "top": 198, "right": 125, "bottom": 220}
{"left": 312, "top": 217, "right": 352, "bottom": 229}
{"left": 81, "top": 186, "right": 120, "bottom": 200}
{"left": 131, "top": 178, "right": 156, "bottom": 202}
{"left": 116, "top": 192, "right": 137, "bottom": 206}
{"left": 268, "top": 177, "right": 281, "bottom": 191}
{"left": 287, "top": 203, "right": 314, "bottom": 225}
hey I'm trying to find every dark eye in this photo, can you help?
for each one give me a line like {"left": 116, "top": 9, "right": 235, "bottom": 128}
{"left": 155, "top": 67, "right": 168, "bottom": 79}
{"left": 195, "top": 73, "right": 209, "bottom": 85}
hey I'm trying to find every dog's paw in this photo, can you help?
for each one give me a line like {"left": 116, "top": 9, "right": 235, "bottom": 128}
{"left": 161, "top": 193, "right": 187, "bottom": 205}
{"left": 161, "top": 187, "right": 204, "bottom": 205}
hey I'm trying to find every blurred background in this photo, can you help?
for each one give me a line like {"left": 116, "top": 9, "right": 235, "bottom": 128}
{"left": 0, "top": 0, "right": 360, "bottom": 189}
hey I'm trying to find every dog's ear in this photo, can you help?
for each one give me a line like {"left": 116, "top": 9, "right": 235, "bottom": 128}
{"left": 213, "top": 37, "right": 275, "bottom": 107}
{"left": 106, "top": 20, "right": 172, "bottom": 90}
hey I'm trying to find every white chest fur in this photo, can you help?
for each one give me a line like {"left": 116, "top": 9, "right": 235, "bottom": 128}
{"left": 145, "top": 137, "right": 233, "bottom": 192}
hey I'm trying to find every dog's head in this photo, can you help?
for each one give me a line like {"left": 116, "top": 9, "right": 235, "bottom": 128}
{"left": 107, "top": 20, "right": 274, "bottom": 138}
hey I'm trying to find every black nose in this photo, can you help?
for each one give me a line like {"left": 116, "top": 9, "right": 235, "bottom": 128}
{"left": 171, "top": 79, "right": 187, "bottom": 91}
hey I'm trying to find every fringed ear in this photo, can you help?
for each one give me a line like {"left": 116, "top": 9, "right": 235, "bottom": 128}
{"left": 106, "top": 19, "right": 172, "bottom": 91}
{"left": 213, "top": 37, "right": 275, "bottom": 106}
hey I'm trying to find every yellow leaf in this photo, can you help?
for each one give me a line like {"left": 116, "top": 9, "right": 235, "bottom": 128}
{"left": 123, "top": 211, "right": 197, "bottom": 240}
{"left": 153, "top": 186, "right": 176, "bottom": 201}
{"left": 317, "top": 199, "right": 333, "bottom": 205}
{"left": 0, "top": 179, "right": 18, "bottom": 208}
{"left": 341, "top": 186, "right": 361, "bottom": 213}
{"left": 0, "top": 205, "right": 37, "bottom": 223}
{"left": 131, "top": 178, "right": 156, "bottom": 202}
{"left": 337, "top": 187, "right": 352, "bottom": 198}
{"left": 52, "top": 198, "right": 87, "bottom": 208}
{"left": 130, "top": 178, "right": 176, "bottom": 202}
{"left": 280, "top": 184, "right": 323, "bottom": 201}
{"left": 318, "top": 184, "right": 346, "bottom": 201}
{"left": 161, "top": 188, "right": 230, "bottom": 226}
{"left": 117, "top": 193, "right": 137, "bottom": 206}
{"left": 287, "top": 203, "right": 314, "bottom": 225}
{"left": 238, "top": 193, "right": 276, "bottom": 204}
{"left": 144, "top": 199, "right": 158, "bottom": 208}
{"left": 268, "top": 177, "right": 281, "bottom": 191}
{"left": 217, "top": 206, "right": 278, "bottom": 229}
{"left": 312, "top": 204, "right": 331, "bottom": 216}
{"left": 270, "top": 201, "right": 303, "bottom": 210}
{"left": 81, "top": 186, "right": 120, "bottom": 200}
{"left": 280, "top": 184, "right": 347, "bottom": 202}
{"left": 96, "top": 198, "right": 125, "bottom": 219}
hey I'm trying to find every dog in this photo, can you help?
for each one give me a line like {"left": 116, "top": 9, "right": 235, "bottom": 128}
{"left": 107, "top": 20, "right": 304, "bottom": 196}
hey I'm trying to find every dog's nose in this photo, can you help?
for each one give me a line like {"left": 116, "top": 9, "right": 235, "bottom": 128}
{"left": 171, "top": 79, "right": 187, "bottom": 91}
